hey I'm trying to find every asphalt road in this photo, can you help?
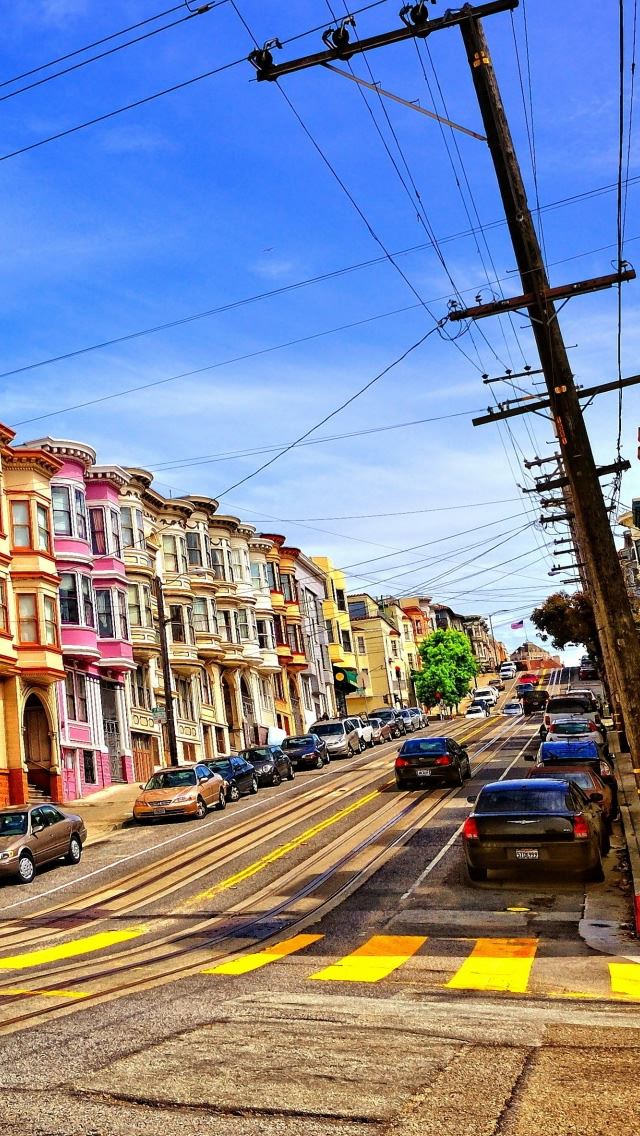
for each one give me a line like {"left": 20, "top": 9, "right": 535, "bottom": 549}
{"left": 0, "top": 668, "right": 638, "bottom": 1135}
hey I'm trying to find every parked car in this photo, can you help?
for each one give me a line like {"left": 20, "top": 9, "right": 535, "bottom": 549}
{"left": 526, "top": 766, "right": 614, "bottom": 829}
{"left": 543, "top": 695, "right": 601, "bottom": 730}
{"left": 519, "top": 673, "right": 540, "bottom": 686}
{"left": 567, "top": 688, "right": 603, "bottom": 712}
{"left": 344, "top": 716, "right": 374, "bottom": 750}
{"left": 398, "top": 708, "right": 417, "bottom": 733}
{"left": 502, "top": 700, "right": 522, "bottom": 717}
{"left": 466, "top": 703, "right": 489, "bottom": 719}
{"left": 474, "top": 686, "right": 499, "bottom": 705}
{"left": 489, "top": 678, "right": 505, "bottom": 692}
{"left": 238, "top": 745, "right": 294, "bottom": 786}
{"left": 369, "top": 707, "right": 406, "bottom": 737}
{"left": 579, "top": 657, "right": 599, "bottom": 681}
{"left": 0, "top": 804, "right": 87, "bottom": 884}
{"left": 515, "top": 682, "right": 535, "bottom": 700}
{"left": 368, "top": 716, "right": 395, "bottom": 745}
{"left": 281, "top": 733, "right": 330, "bottom": 769}
{"left": 500, "top": 662, "right": 517, "bottom": 679}
{"left": 407, "top": 707, "right": 426, "bottom": 729}
{"left": 545, "top": 717, "right": 608, "bottom": 755}
{"left": 463, "top": 778, "right": 607, "bottom": 882}
{"left": 395, "top": 736, "right": 471, "bottom": 789}
{"left": 204, "top": 756, "right": 258, "bottom": 801}
{"left": 134, "top": 763, "right": 226, "bottom": 820}
{"left": 529, "top": 740, "right": 619, "bottom": 817}
{"left": 309, "top": 719, "right": 359, "bottom": 757}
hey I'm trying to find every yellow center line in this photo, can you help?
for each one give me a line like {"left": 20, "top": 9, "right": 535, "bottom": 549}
{"left": 310, "top": 934, "right": 427, "bottom": 983}
{"left": 0, "top": 987, "right": 88, "bottom": 1000}
{"left": 609, "top": 962, "right": 640, "bottom": 1000}
{"left": 446, "top": 938, "right": 538, "bottom": 994}
{"left": 204, "top": 933, "right": 323, "bottom": 976}
{"left": 189, "top": 786, "right": 384, "bottom": 903}
{"left": 0, "top": 927, "right": 147, "bottom": 971}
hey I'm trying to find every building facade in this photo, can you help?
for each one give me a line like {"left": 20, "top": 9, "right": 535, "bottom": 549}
{"left": 295, "top": 553, "right": 336, "bottom": 727}
{"left": 311, "top": 556, "right": 358, "bottom": 714}
{"left": 346, "top": 593, "right": 408, "bottom": 715}
{"left": 0, "top": 427, "right": 65, "bottom": 805}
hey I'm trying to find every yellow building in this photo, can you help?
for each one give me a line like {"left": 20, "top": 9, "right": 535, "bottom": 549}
{"left": 0, "top": 425, "right": 65, "bottom": 805}
{"left": 311, "top": 556, "right": 358, "bottom": 714}
{"left": 261, "top": 535, "right": 308, "bottom": 735}
{"left": 345, "top": 593, "right": 417, "bottom": 715}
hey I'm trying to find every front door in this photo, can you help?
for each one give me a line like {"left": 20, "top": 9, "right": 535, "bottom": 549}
{"left": 100, "top": 682, "right": 123, "bottom": 782}
{"left": 24, "top": 695, "right": 52, "bottom": 798}
{"left": 132, "top": 733, "right": 155, "bottom": 784}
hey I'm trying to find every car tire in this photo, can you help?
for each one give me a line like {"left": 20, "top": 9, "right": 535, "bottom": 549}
{"left": 17, "top": 851, "right": 35, "bottom": 884}
{"left": 216, "top": 789, "right": 226, "bottom": 811}
{"left": 287, "top": 765, "right": 295, "bottom": 781}
{"left": 468, "top": 865, "right": 487, "bottom": 882}
{"left": 315, "top": 754, "right": 324, "bottom": 770}
{"left": 250, "top": 777, "right": 259, "bottom": 794}
{"left": 66, "top": 835, "right": 82, "bottom": 865}
{"left": 195, "top": 796, "right": 207, "bottom": 819}
{"left": 601, "top": 829, "right": 611, "bottom": 856}
{"left": 228, "top": 783, "right": 240, "bottom": 803}
{"left": 359, "top": 739, "right": 366, "bottom": 753}
{"left": 465, "top": 759, "right": 472, "bottom": 780}
{"left": 273, "top": 770, "right": 282, "bottom": 786}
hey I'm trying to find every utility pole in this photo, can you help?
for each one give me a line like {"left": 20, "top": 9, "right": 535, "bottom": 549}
{"left": 251, "top": 0, "right": 640, "bottom": 761}
{"left": 457, "top": 10, "right": 640, "bottom": 757}
{"left": 154, "top": 576, "right": 179, "bottom": 766}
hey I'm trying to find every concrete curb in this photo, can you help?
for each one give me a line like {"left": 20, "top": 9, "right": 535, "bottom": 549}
{"left": 617, "top": 749, "right": 640, "bottom": 936}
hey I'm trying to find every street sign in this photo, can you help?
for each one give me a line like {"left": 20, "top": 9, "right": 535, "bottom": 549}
{"left": 151, "top": 707, "right": 167, "bottom": 724}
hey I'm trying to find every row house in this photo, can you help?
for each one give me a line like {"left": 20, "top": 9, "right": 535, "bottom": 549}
{"left": 346, "top": 593, "right": 411, "bottom": 715}
{"left": 261, "top": 535, "right": 308, "bottom": 735}
{"left": 462, "top": 615, "right": 494, "bottom": 673}
{"left": 0, "top": 426, "right": 65, "bottom": 805}
{"left": 24, "top": 438, "right": 135, "bottom": 800}
{"left": 618, "top": 502, "right": 640, "bottom": 624}
{"left": 311, "top": 556, "right": 358, "bottom": 714}
{"left": 295, "top": 553, "right": 336, "bottom": 727}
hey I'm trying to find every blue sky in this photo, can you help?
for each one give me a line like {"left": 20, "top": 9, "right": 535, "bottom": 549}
{"left": 2, "top": 0, "right": 639, "bottom": 660}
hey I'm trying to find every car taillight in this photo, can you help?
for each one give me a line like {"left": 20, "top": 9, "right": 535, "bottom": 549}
{"left": 572, "top": 815, "right": 589, "bottom": 839}
{"left": 544, "top": 715, "right": 550, "bottom": 726}
{"left": 395, "top": 757, "right": 410, "bottom": 767}
{"left": 434, "top": 755, "right": 452, "bottom": 766}
{"left": 462, "top": 816, "right": 479, "bottom": 840}
{"left": 599, "top": 761, "right": 611, "bottom": 777}
{"left": 588, "top": 721, "right": 597, "bottom": 732}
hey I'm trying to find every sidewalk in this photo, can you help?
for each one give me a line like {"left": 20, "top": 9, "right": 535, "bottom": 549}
{"left": 67, "top": 782, "right": 140, "bottom": 846}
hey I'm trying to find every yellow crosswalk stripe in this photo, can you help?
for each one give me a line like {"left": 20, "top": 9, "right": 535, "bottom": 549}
{"left": 310, "top": 934, "right": 427, "bottom": 983}
{"left": 609, "top": 962, "right": 640, "bottom": 1000}
{"left": 0, "top": 987, "right": 88, "bottom": 1000}
{"left": 0, "top": 927, "right": 146, "bottom": 970}
{"left": 203, "top": 933, "right": 323, "bottom": 976}
{"left": 446, "top": 938, "right": 538, "bottom": 993}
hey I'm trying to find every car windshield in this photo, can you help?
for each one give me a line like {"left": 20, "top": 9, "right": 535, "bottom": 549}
{"left": 369, "top": 718, "right": 381, "bottom": 726}
{"left": 505, "top": 703, "right": 520, "bottom": 710}
{"left": 0, "top": 812, "right": 28, "bottom": 836}
{"left": 241, "top": 747, "right": 273, "bottom": 760}
{"left": 311, "top": 724, "right": 343, "bottom": 737}
{"left": 478, "top": 788, "right": 569, "bottom": 813}
{"left": 145, "top": 770, "right": 196, "bottom": 790}
{"left": 401, "top": 738, "right": 447, "bottom": 755}
{"left": 552, "top": 721, "right": 590, "bottom": 734}
{"left": 547, "top": 698, "right": 590, "bottom": 714}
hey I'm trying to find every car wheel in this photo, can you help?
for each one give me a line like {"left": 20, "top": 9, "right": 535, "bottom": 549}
{"left": 315, "top": 754, "right": 324, "bottom": 770}
{"left": 465, "top": 759, "right": 472, "bottom": 780}
{"left": 250, "top": 777, "right": 259, "bottom": 794}
{"left": 229, "top": 783, "right": 240, "bottom": 803}
{"left": 273, "top": 770, "right": 282, "bottom": 786}
{"left": 468, "top": 865, "right": 487, "bottom": 882}
{"left": 195, "top": 796, "right": 207, "bottom": 819}
{"left": 451, "top": 764, "right": 464, "bottom": 787}
{"left": 601, "top": 828, "right": 611, "bottom": 856}
{"left": 287, "top": 765, "right": 295, "bottom": 781}
{"left": 216, "top": 788, "right": 227, "bottom": 810}
{"left": 66, "top": 835, "right": 82, "bottom": 865}
{"left": 17, "top": 852, "right": 35, "bottom": 884}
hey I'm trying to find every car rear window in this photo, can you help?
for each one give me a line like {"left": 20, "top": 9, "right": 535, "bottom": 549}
{"left": 401, "top": 738, "right": 447, "bottom": 755}
{"left": 551, "top": 721, "right": 591, "bottom": 734}
{"left": 533, "top": 771, "right": 593, "bottom": 790}
{"left": 547, "top": 698, "right": 590, "bottom": 714}
{"left": 0, "top": 812, "right": 28, "bottom": 836}
{"left": 478, "top": 788, "right": 569, "bottom": 813}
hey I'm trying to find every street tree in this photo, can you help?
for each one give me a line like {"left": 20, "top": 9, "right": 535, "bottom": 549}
{"left": 414, "top": 629, "right": 478, "bottom": 710}
{"left": 530, "top": 592, "right": 599, "bottom": 658}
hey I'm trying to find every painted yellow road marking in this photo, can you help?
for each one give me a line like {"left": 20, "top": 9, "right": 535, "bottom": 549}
{"left": 204, "top": 933, "right": 323, "bottom": 976}
{"left": 191, "top": 787, "right": 383, "bottom": 903}
{"left": 446, "top": 938, "right": 538, "bottom": 993}
{"left": 609, "top": 962, "right": 640, "bottom": 1000}
{"left": 0, "top": 987, "right": 88, "bottom": 1000}
{"left": 310, "top": 934, "right": 427, "bottom": 983}
{"left": 0, "top": 927, "right": 146, "bottom": 970}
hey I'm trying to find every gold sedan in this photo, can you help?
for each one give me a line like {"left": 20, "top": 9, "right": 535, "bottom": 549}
{"left": 133, "top": 763, "right": 226, "bottom": 822}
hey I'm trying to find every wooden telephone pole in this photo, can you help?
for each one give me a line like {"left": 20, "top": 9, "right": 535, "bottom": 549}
{"left": 251, "top": 0, "right": 640, "bottom": 760}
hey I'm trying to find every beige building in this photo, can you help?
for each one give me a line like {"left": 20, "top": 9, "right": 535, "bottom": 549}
{"left": 345, "top": 594, "right": 414, "bottom": 714}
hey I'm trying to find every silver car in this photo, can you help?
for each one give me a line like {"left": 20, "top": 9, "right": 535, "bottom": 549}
{"left": 310, "top": 719, "right": 360, "bottom": 757}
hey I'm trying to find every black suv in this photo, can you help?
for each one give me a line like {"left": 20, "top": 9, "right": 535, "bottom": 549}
{"left": 238, "top": 745, "right": 294, "bottom": 787}
{"left": 204, "top": 756, "right": 258, "bottom": 801}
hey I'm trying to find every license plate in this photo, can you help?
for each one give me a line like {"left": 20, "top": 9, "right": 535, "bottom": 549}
{"left": 153, "top": 807, "right": 166, "bottom": 815}
{"left": 515, "top": 848, "right": 538, "bottom": 860}
{"left": 416, "top": 769, "right": 432, "bottom": 777}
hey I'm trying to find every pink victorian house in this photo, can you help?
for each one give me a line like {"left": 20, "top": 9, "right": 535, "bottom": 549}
{"left": 24, "top": 439, "right": 135, "bottom": 799}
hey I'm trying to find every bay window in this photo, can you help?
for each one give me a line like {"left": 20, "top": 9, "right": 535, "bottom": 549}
{"left": 117, "top": 591, "right": 129, "bottom": 639}
{"left": 163, "top": 534, "right": 186, "bottom": 575}
{"left": 169, "top": 605, "right": 186, "bottom": 643}
{"left": 251, "top": 562, "right": 264, "bottom": 592}
{"left": 10, "top": 501, "right": 31, "bottom": 548}
{"left": 59, "top": 574, "right": 79, "bottom": 623}
{"left": 44, "top": 596, "right": 59, "bottom": 646}
{"left": 237, "top": 608, "right": 252, "bottom": 641}
{"left": 96, "top": 589, "right": 114, "bottom": 638}
{"left": 65, "top": 672, "right": 76, "bottom": 720}
{"left": 266, "top": 561, "right": 281, "bottom": 592}
{"left": 127, "top": 583, "right": 141, "bottom": 626}
{"left": 209, "top": 546, "right": 225, "bottom": 579}
{"left": 192, "top": 596, "right": 210, "bottom": 633}
{"left": 230, "top": 549, "right": 244, "bottom": 582}
{"left": 176, "top": 677, "right": 194, "bottom": 720}
{"left": 110, "top": 511, "right": 121, "bottom": 558}
{"left": 65, "top": 671, "right": 88, "bottom": 722}
{"left": 256, "top": 618, "right": 274, "bottom": 650}
{"left": 89, "top": 508, "right": 107, "bottom": 555}
{"left": 132, "top": 665, "right": 151, "bottom": 709}
{"left": 281, "top": 574, "right": 297, "bottom": 604}
{"left": 200, "top": 668, "right": 213, "bottom": 706}
{"left": 0, "top": 578, "right": 7, "bottom": 633}
{"left": 52, "top": 486, "right": 72, "bottom": 535}
{"left": 186, "top": 531, "right": 203, "bottom": 568}
{"left": 82, "top": 576, "right": 94, "bottom": 626}
{"left": 36, "top": 504, "right": 51, "bottom": 552}
{"left": 74, "top": 489, "right": 88, "bottom": 540}
{"left": 17, "top": 594, "right": 38, "bottom": 643}
{"left": 121, "top": 506, "right": 144, "bottom": 550}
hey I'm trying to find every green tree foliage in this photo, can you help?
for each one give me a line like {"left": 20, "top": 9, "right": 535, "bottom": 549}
{"left": 530, "top": 592, "right": 598, "bottom": 657}
{"left": 414, "top": 629, "right": 478, "bottom": 708}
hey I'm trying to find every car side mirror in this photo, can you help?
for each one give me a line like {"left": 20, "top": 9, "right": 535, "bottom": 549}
{"left": 32, "top": 824, "right": 44, "bottom": 835}
{"left": 139, "top": 784, "right": 144, "bottom": 790}
{"left": 589, "top": 792, "right": 603, "bottom": 803}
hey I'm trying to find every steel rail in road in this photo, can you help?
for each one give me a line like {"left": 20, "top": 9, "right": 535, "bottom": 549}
{"left": 0, "top": 714, "right": 533, "bottom": 1037}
